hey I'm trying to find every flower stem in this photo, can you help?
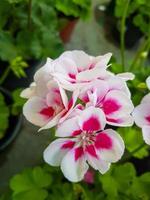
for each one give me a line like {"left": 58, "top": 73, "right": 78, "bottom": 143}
{"left": 121, "top": 142, "right": 146, "bottom": 163}
{"left": 120, "top": 0, "right": 130, "bottom": 71}
{"left": 129, "top": 37, "right": 150, "bottom": 71}
{"left": 0, "top": 65, "right": 11, "bottom": 85}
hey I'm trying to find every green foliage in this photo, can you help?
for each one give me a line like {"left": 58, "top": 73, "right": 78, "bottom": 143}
{"left": 1, "top": 163, "right": 150, "bottom": 200}
{"left": 99, "top": 163, "right": 136, "bottom": 200}
{"left": 0, "top": 92, "right": 9, "bottom": 139}
{"left": 12, "top": 88, "right": 26, "bottom": 115}
{"left": 0, "top": 31, "right": 17, "bottom": 61}
{"left": 55, "top": 0, "right": 91, "bottom": 19}
{"left": 0, "top": 0, "right": 64, "bottom": 62}
{"left": 118, "top": 127, "right": 149, "bottom": 159}
{"left": 9, "top": 57, "right": 28, "bottom": 78}
{"left": 99, "top": 163, "right": 150, "bottom": 200}
{"left": 115, "top": 0, "right": 150, "bottom": 36}
{"left": 10, "top": 166, "right": 52, "bottom": 200}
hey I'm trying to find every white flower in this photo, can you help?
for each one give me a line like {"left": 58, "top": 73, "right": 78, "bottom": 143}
{"left": 44, "top": 107, "right": 125, "bottom": 182}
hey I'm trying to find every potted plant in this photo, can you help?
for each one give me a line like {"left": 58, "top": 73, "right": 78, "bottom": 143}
{"left": 0, "top": 0, "right": 64, "bottom": 90}
{"left": 0, "top": 58, "right": 26, "bottom": 151}
{"left": 95, "top": 0, "right": 150, "bottom": 49}
{"left": 54, "top": 0, "right": 92, "bottom": 43}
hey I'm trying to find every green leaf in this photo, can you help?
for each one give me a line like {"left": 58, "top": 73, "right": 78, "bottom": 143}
{"left": 99, "top": 163, "right": 136, "bottom": 199}
{"left": 9, "top": 57, "right": 28, "bottom": 78}
{"left": 12, "top": 189, "right": 48, "bottom": 200}
{"left": 12, "top": 88, "right": 26, "bottom": 115}
{"left": 55, "top": 0, "right": 91, "bottom": 19}
{"left": 100, "top": 173, "right": 118, "bottom": 199}
{"left": 0, "top": 31, "right": 17, "bottom": 61}
{"left": 0, "top": 92, "right": 9, "bottom": 139}
{"left": 118, "top": 127, "right": 149, "bottom": 159}
{"left": 10, "top": 167, "right": 52, "bottom": 200}
{"left": 113, "top": 163, "right": 136, "bottom": 193}
{"left": 130, "top": 173, "right": 150, "bottom": 200}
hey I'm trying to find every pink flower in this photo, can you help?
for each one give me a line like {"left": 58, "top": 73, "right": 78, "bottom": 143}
{"left": 79, "top": 79, "right": 134, "bottom": 127}
{"left": 44, "top": 106, "right": 125, "bottom": 182}
{"left": 23, "top": 80, "right": 78, "bottom": 130}
{"left": 51, "top": 50, "right": 112, "bottom": 91}
{"left": 133, "top": 76, "right": 150, "bottom": 145}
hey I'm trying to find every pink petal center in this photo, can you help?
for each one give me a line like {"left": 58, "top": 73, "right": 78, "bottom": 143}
{"left": 69, "top": 73, "right": 76, "bottom": 79}
{"left": 39, "top": 107, "right": 55, "bottom": 118}
{"left": 145, "top": 116, "right": 150, "bottom": 123}
{"left": 86, "top": 145, "right": 98, "bottom": 158}
{"left": 106, "top": 117, "right": 122, "bottom": 123}
{"left": 75, "top": 147, "right": 84, "bottom": 161}
{"left": 102, "top": 99, "right": 121, "bottom": 115}
{"left": 95, "top": 133, "right": 112, "bottom": 149}
{"left": 72, "top": 130, "right": 82, "bottom": 136}
{"left": 82, "top": 116, "right": 101, "bottom": 132}
{"left": 61, "top": 141, "right": 75, "bottom": 149}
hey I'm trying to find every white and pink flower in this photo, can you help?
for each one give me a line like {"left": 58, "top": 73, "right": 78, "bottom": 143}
{"left": 79, "top": 79, "right": 134, "bottom": 127}
{"left": 23, "top": 79, "right": 78, "bottom": 130}
{"left": 50, "top": 50, "right": 112, "bottom": 91}
{"left": 44, "top": 107, "right": 125, "bottom": 182}
{"left": 133, "top": 76, "right": 150, "bottom": 145}
{"left": 21, "top": 50, "right": 135, "bottom": 182}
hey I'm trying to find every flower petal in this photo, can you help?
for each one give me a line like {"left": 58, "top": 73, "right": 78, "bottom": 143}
{"left": 39, "top": 110, "right": 64, "bottom": 131}
{"left": 43, "top": 138, "right": 75, "bottom": 166}
{"left": 61, "top": 50, "right": 91, "bottom": 72}
{"left": 56, "top": 115, "right": 81, "bottom": 137}
{"left": 95, "top": 129, "right": 125, "bottom": 162}
{"left": 142, "top": 125, "right": 150, "bottom": 145}
{"left": 34, "top": 58, "right": 53, "bottom": 97}
{"left": 132, "top": 103, "right": 150, "bottom": 127}
{"left": 61, "top": 147, "right": 89, "bottom": 182}
{"left": 20, "top": 82, "right": 36, "bottom": 99}
{"left": 78, "top": 106, "right": 106, "bottom": 132}
{"left": 102, "top": 90, "right": 134, "bottom": 118}
{"left": 94, "top": 53, "right": 112, "bottom": 69}
{"left": 23, "top": 96, "right": 52, "bottom": 127}
{"left": 117, "top": 72, "right": 135, "bottom": 81}
{"left": 107, "top": 76, "right": 131, "bottom": 97}
{"left": 87, "top": 153, "right": 110, "bottom": 174}
{"left": 141, "top": 93, "right": 150, "bottom": 104}
{"left": 106, "top": 115, "right": 134, "bottom": 127}
{"left": 76, "top": 68, "right": 108, "bottom": 82}
{"left": 79, "top": 80, "right": 109, "bottom": 105}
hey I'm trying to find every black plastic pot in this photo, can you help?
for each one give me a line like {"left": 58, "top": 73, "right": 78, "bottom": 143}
{"left": 131, "top": 156, "right": 150, "bottom": 175}
{"left": 95, "top": 1, "right": 143, "bottom": 49}
{"left": 1, "top": 60, "right": 45, "bottom": 91}
{"left": 0, "top": 87, "right": 22, "bottom": 151}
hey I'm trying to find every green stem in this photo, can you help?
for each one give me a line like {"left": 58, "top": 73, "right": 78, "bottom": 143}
{"left": 121, "top": 142, "right": 146, "bottom": 163}
{"left": 129, "top": 38, "right": 150, "bottom": 71}
{"left": 0, "top": 65, "right": 11, "bottom": 85}
{"left": 120, "top": 0, "right": 130, "bottom": 71}
{"left": 27, "top": 0, "right": 32, "bottom": 30}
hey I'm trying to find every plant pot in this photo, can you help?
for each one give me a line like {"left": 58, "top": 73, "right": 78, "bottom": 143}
{"left": 0, "top": 87, "right": 22, "bottom": 151}
{"left": 1, "top": 60, "right": 45, "bottom": 91}
{"left": 95, "top": 2, "right": 143, "bottom": 49}
{"left": 131, "top": 156, "right": 150, "bottom": 175}
{"left": 58, "top": 14, "right": 78, "bottom": 43}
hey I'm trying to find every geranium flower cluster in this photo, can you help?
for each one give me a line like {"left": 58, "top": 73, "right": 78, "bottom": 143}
{"left": 133, "top": 76, "right": 150, "bottom": 145}
{"left": 21, "top": 50, "right": 134, "bottom": 182}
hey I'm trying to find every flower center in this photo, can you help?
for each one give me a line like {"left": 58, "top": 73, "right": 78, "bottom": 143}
{"left": 79, "top": 132, "right": 96, "bottom": 148}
